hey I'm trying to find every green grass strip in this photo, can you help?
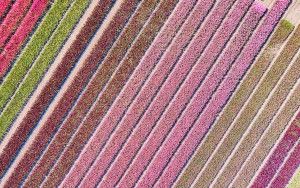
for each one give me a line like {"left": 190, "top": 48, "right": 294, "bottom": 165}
{"left": 0, "top": 0, "right": 90, "bottom": 138}
{"left": 0, "top": 0, "right": 73, "bottom": 112}
{"left": 288, "top": 168, "right": 300, "bottom": 188}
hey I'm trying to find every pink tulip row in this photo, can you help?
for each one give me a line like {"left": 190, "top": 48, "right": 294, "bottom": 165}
{"left": 102, "top": 0, "right": 256, "bottom": 186}
{"left": 0, "top": 0, "right": 48, "bottom": 77}
{"left": 0, "top": 0, "right": 12, "bottom": 21}
{"left": 60, "top": 0, "right": 201, "bottom": 186}
{"left": 90, "top": 0, "right": 239, "bottom": 186}
{"left": 154, "top": 0, "right": 290, "bottom": 187}
{"left": 251, "top": 113, "right": 300, "bottom": 187}
{"left": 0, "top": 0, "right": 32, "bottom": 50}
{"left": 135, "top": 2, "right": 266, "bottom": 187}
{"left": 270, "top": 141, "right": 300, "bottom": 188}
{"left": 71, "top": 0, "right": 217, "bottom": 187}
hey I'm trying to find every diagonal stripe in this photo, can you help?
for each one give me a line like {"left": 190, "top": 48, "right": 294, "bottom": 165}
{"left": 41, "top": 0, "right": 180, "bottom": 186}
{"left": 0, "top": 0, "right": 92, "bottom": 181}
{"left": 174, "top": 18, "right": 294, "bottom": 188}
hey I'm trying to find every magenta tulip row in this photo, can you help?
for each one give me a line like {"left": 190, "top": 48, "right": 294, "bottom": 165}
{"left": 270, "top": 142, "right": 300, "bottom": 188}
{"left": 0, "top": 0, "right": 32, "bottom": 50}
{"left": 252, "top": 113, "right": 300, "bottom": 187}
{"left": 0, "top": 0, "right": 13, "bottom": 22}
{"left": 0, "top": 0, "right": 48, "bottom": 77}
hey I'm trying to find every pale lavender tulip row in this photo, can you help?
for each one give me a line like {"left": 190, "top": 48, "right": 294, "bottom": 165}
{"left": 60, "top": 0, "right": 212, "bottom": 187}
{"left": 135, "top": 2, "right": 266, "bottom": 187}
{"left": 79, "top": 0, "right": 226, "bottom": 186}
{"left": 158, "top": 1, "right": 291, "bottom": 187}
{"left": 270, "top": 141, "right": 300, "bottom": 188}
{"left": 251, "top": 113, "right": 300, "bottom": 187}
{"left": 81, "top": 0, "right": 236, "bottom": 187}
{"left": 106, "top": 0, "right": 256, "bottom": 186}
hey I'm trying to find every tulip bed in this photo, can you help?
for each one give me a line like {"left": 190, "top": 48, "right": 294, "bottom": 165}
{"left": 232, "top": 79, "right": 300, "bottom": 187}
{"left": 270, "top": 135, "right": 300, "bottom": 187}
{"left": 84, "top": 0, "right": 237, "bottom": 186}
{"left": 136, "top": 3, "right": 265, "bottom": 188}
{"left": 23, "top": 0, "right": 163, "bottom": 186}
{"left": 175, "top": 18, "right": 295, "bottom": 188}
{"left": 0, "top": 0, "right": 91, "bottom": 184}
{"left": 61, "top": 0, "right": 199, "bottom": 186}
{"left": 252, "top": 113, "right": 300, "bottom": 187}
{"left": 0, "top": 0, "right": 50, "bottom": 77}
{"left": 0, "top": 0, "right": 32, "bottom": 52}
{"left": 0, "top": 0, "right": 73, "bottom": 113}
{"left": 212, "top": 45, "right": 300, "bottom": 187}
{"left": 0, "top": 0, "right": 92, "bottom": 136}
{"left": 36, "top": 0, "right": 180, "bottom": 187}
{"left": 0, "top": 0, "right": 13, "bottom": 22}
{"left": 181, "top": 0, "right": 292, "bottom": 186}
{"left": 0, "top": 0, "right": 297, "bottom": 187}
{"left": 192, "top": 20, "right": 300, "bottom": 188}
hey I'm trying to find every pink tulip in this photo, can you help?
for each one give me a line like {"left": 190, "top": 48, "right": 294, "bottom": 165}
{"left": 270, "top": 141, "right": 300, "bottom": 188}
{"left": 0, "top": 0, "right": 12, "bottom": 21}
{"left": 61, "top": 0, "right": 208, "bottom": 187}
{"left": 151, "top": 1, "right": 290, "bottom": 187}
{"left": 251, "top": 113, "right": 300, "bottom": 187}
{"left": 0, "top": 0, "right": 32, "bottom": 50}
{"left": 0, "top": 0, "right": 48, "bottom": 77}
{"left": 136, "top": 1, "right": 266, "bottom": 187}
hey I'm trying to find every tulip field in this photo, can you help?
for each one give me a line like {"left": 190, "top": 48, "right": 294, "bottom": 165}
{"left": 0, "top": 0, "right": 299, "bottom": 187}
